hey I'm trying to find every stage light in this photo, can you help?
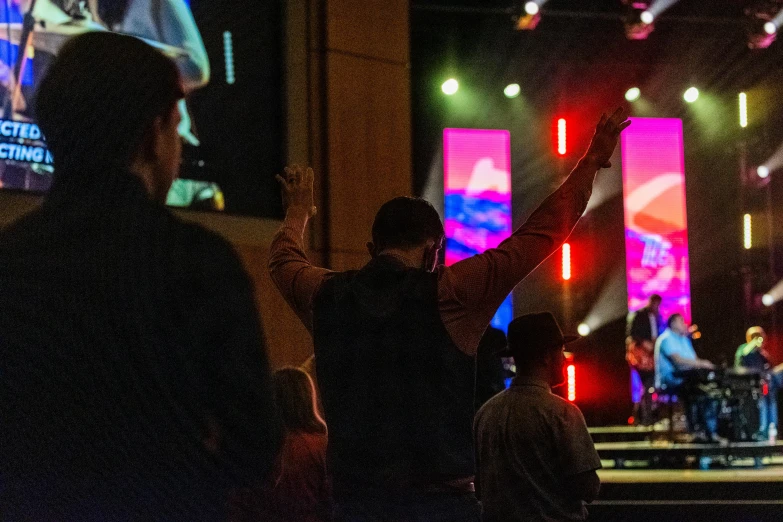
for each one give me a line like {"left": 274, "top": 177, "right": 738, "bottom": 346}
{"left": 504, "top": 83, "right": 521, "bottom": 98}
{"left": 567, "top": 364, "right": 576, "bottom": 401}
{"left": 744, "top": 213, "right": 752, "bottom": 250}
{"left": 524, "top": 1, "right": 539, "bottom": 15}
{"left": 762, "top": 278, "right": 783, "bottom": 307}
{"left": 561, "top": 242, "right": 571, "bottom": 280}
{"left": 441, "top": 79, "right": 459, "bottom": 95}
{"left": 683, "top": 87, "right": 699, "bottom": 103}
{"left": 557, "top": 118, "right": 566, "bottom": 156}
{"left": 739, "top": 92, "right": 748, "bottom": 128}
{"left": 577, "top": 323, "right": 591, "bottom": 337}
{"left": 758, "top": 165, "right": 770, "bottom": 179}
{"left": 625, "top": 87, "right": 641, "bottom": 102}
{"left": 746, "top": 3, "right": 780, "bottom": 48}
{"left": 223, "top": 31, "right": 235, "bottom": 85}
{"left": 640, "top": 11, "right": 654, "bottom": 24}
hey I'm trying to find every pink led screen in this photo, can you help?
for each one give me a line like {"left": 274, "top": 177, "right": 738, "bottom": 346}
{"left": 621, "top": 117, "right": 691, "bottom": 322}
{"left": 443, "top": 128, "right": 512, "bottom": 329}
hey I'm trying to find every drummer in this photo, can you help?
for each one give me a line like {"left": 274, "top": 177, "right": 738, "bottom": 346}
{"left": 735, "top": 326, "right": 782, "bottom": 437}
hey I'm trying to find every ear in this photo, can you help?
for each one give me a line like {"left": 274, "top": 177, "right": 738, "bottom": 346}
{"left": 423, "top": 242, "right": 440, "bottom": 271}
{"left": 366, "top": 241, "right": 376, "bottom": 258}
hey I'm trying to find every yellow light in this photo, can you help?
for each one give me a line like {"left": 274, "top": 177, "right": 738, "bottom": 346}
{"left": 557, "top": 118, "right": 566, "bottom": 155}
{"left": 562, "top": 242, "right": 571, "bottom": 280}
{"left": 744, "top": 213, "right": 752, "bottom": 250}
{"left": 567, "top": 364, "right": 576, "bottom": 402}
{"left": 739, "top": 92, "right": 748, "bottom": 128}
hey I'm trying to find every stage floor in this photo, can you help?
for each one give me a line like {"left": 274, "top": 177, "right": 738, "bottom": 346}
{"left": 588, "top": 426, "right": 783, "bottom": 521}
{"left": 599, "top": 462, "right": 783, "bottom": 482}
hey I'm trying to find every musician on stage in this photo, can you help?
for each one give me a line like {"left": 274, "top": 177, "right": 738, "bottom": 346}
{"left": 735, "top": 326, "right": 782, "bottom": 437}
{"left": 655, "top": 313, "right": 719, "bottom": 441}
{"left": 625, "top": 294, "right": 663, "bottom": 425}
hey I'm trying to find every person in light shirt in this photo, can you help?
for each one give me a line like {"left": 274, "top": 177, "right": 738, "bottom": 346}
{"left": 655, "top": 313, "right": 717, "bottom": 441}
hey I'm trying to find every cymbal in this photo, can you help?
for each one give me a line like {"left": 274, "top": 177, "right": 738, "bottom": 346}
{"left": 0, "top": 22, "right": 187, "bottom": 59}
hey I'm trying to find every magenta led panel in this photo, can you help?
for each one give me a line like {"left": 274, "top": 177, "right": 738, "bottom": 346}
{"left": 443, "top": 128, "right": 512, "bottom": 329}
{"left": 621, "top": 117, "right": 692, "bottom": 322}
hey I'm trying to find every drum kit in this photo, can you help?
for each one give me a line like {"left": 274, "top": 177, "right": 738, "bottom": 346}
{"left": 675, "top": 367, "right": 770, "bottom": 442}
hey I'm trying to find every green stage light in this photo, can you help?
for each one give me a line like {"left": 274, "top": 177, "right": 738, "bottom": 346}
{"left": 683, "top": 87, "right": 699, "bottom": 103}
{"left": 504, "top": 83, "right": 521, "bottom": 98}
{"left": 441, "top": 79, "right": 459, "bottom": 95}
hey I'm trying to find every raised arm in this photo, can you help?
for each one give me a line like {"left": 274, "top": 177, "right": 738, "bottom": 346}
{"left": 440, "top": 109, "right": 631, "bottom": 346}
{"left": 268, "top": 165, "right": 333, "bottom": 331}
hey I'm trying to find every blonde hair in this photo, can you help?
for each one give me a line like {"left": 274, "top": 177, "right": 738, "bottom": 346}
{"left": 273, "top": 367, "right": 326, "bottom": 434}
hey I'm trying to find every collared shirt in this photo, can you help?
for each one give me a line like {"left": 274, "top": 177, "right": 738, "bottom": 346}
{"left": 473, "top": 377, "right": 601, "bottom": 522}
{"left": 268, "top": 157, "right": 598, "bottom": 355}
{"left": 655, "top": 328, "right": 697, "bottom": 389}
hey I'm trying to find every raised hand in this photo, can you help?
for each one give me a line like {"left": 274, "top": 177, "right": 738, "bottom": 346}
{"left": 275, "top": 164, "right": 317, "bottom": 218}
{"left": 586, "top": 108, "right": 632, "bottom": 169}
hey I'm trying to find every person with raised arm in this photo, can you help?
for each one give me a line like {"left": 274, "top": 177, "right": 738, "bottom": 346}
{"left": 269, "top": 109, "right": 630, "bottom": 520}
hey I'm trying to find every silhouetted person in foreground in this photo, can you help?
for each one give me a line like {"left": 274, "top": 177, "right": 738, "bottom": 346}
{"left": 269, "top": 109, "right": 628, "bottom": 520}
{"left": 474, "top": 312, "right": 601, "bottom": 521}
{"left": 0, "top": 32, "right": 280, "bottom": 520}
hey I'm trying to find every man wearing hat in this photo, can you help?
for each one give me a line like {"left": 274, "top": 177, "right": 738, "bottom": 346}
{"left": 474, "top": 312, "right": 601, "bottom": 522}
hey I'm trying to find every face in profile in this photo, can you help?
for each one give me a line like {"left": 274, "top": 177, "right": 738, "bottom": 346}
{"left": 672, "top": 316, "right": 688, "bottom": 336}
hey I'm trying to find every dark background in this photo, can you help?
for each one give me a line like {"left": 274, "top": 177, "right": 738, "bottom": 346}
{"left": 411, "top": 0, "right": 783, "bottom": 424}
{"left": 180, "top": 0, "right": 284, "bottom": 217}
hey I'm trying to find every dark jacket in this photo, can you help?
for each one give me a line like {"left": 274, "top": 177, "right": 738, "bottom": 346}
{"left": 626, "top": 306, "right": 663, "bottom": 343}
{"left": 312, "top": 255, "right": 475, "bottom": 493}
{"left": 0, "top": 169, "right": 281, "bottom": 521}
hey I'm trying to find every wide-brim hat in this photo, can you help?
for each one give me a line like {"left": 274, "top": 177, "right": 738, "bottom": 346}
{"left": 497, "top": 312, "right": 579, "bottom": 358}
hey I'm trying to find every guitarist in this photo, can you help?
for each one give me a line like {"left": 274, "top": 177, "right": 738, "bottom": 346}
{"left": 626, "top": 294, "right": 663, "bottom": 425}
